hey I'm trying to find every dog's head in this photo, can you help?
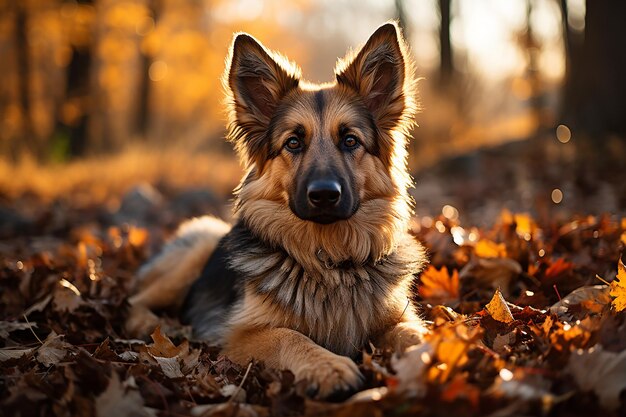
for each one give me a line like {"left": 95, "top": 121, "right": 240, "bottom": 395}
{"left": 224, "top": 22, "right": 418, "bottom": 265}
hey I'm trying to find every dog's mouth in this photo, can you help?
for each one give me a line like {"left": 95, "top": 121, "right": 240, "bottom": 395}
{"left": 291, "top": 203, "right": 360, "bottom": 225}
{"left": 306, "top": 214, "right": 346, "bottom": 225}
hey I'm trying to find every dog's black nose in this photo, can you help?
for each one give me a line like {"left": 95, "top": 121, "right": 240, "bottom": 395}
{"left": 307, "top": 180, "right": 341, "bottom": 208}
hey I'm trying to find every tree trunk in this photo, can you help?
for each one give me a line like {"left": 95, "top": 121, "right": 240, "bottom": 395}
{"left": 438, "top": 0, "right": 453, "bottom": 87}
{"left": 560, "top": 0, "right": 626, "bottom": 136}
{"left": 15, "top": 2, "right": 35, "bottom": 157}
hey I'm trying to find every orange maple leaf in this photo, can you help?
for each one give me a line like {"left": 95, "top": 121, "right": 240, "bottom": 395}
{"left": 610, "top": 257, "right": 626, "bottom": 312}
{"left": 419, "top": 265, "right": 460, "bottom": 303}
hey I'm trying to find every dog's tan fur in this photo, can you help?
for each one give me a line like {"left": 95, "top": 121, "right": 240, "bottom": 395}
{"left": 128, "top": 22, "right": 428, "bottom": 399}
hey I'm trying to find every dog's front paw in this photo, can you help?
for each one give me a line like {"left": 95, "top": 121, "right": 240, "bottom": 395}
{"left": 294, "top": 354, "right": 363, "bottom": 400}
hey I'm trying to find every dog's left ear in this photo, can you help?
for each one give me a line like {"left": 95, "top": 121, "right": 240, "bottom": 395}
{"left": 225, "top": 34, "right": 300, "bottom": 167}
{"left": 335, "top": 22, "right": 414, "bottom": 133}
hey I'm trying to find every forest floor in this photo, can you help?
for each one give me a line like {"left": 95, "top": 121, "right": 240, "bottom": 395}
{"left": 1, "top": 135, "right": 625, "bottom": 416}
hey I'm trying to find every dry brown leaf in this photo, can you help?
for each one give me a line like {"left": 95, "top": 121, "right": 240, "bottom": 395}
{"left": 0, "top": 321, "right": 37, "bottom": 340}
{"left": 459, "top": 257, "right": 522, "bottom": 296}
{"left": 53, "top": 285, "right": 85, "bottom": 313}
{"left": 36, "top": 332, "right": 73, "bottom": 367}
{"left": 154, "top": 356, "right": 184, "bottom": 379}
{"left": 485, "top": 289, "right": 514, "bottom": 323}
{"left": 147, "top": 326, "right": 188, "bottom": 358}
{"left": 550, "top": 285, "right": 611, "bottom": 319}
{"left": 492, "top": 332, "right": 516, "bottom": 354}
{"left": 95, "top": 372, "right": 152, "bottom": 417}
{"left": 0, "top": 347, "right": 34, "bottom": 362}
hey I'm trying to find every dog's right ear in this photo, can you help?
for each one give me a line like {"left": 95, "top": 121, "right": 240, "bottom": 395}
{"left": 225, "top": 34, "right": 300, "bottom": 167}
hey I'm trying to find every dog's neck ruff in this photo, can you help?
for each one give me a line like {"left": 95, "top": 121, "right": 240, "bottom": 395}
{"left": 223, "top": 221, "right": 426, "bottom": 356}
{"left": 224, "top": 222, "right": 426, "bottom": 282}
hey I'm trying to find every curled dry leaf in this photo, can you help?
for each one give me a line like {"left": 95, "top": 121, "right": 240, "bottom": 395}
{"left": 485, "top": 289, "right": 514, "bottom": 323}
{"left": 550, "top": 285, "right": 612, "bottom": 320}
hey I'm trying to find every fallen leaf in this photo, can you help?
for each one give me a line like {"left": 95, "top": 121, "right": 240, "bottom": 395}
{"left": 419, "top": 265, "right": 459, "bottom": 304}
{"left": 492, "top": 332, "right": 516, "bottom": 354}
{"left": 425, "top": 321, "right": 482, "bottom": 383}
{"left": 147, "top": 326, "right": 188, "bottom": 358}
{"left": 545, "top": 258, "right": 574, "bottom": 280}
{"left": 440, "top": 374, "right": 480, "bottom": 408}
{"left": 475, "top": 239, "right": 507, "bottom": 258}
{"left": 0, "top": 347, "right": 34, "bottom": 362}
{"left": 550, "top": 285, "right": 611, "bottom": 319}
{"left": 0, "top": 321, "right": 37, "bottom": 340}
{"left": 391, "top": 342, "right": 433, "bottom": 396}
{"left": 36, "top": 332, "right": 73, "bottom": 367}
{"left": 95, "top": 372, "right": 152, "bottom": 417}
{"left": 485, "top": 289, "right": 514, "bottom": 323}
{"left": 567, "top": 346, "right": 626, "bottom": 411}
{"left": 609, "top": 257, "right": 626, "bottom": 312}
{"left": 459, "top": 257, "right": 522, "bottom": 296}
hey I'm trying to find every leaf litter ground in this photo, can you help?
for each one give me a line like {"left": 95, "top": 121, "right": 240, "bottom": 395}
{"left": 1, "top": 191, "right": 626, "bottom": 417}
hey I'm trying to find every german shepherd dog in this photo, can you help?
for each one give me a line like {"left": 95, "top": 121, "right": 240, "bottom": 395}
{"left": 127, "top": 22, "right": 428, "bottom": 399}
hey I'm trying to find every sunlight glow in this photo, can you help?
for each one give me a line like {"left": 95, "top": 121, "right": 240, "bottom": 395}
{"left": 556, "top": 125, "right": 571, "bottom": 143}
{"left": 451, "top": 226, "right": 466, "bottom": 246}
{"left": 499, "top": 368, "right": 514, "bottom": 381}
{"left": 442, "top": 204, "right": 459, "bottom": 221}
{"left": 149, "top": 61, "right": 168, "bottom": 82}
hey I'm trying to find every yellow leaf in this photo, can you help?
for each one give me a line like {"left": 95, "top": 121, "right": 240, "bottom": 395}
{"left": 475, "top": 239, "right": 507, "bottom": 258}
{"left": 610, "top": 257, "right": 626, "bottom": 312}
{"left": 485, "top": 289, "right": 514, "bottom": 323}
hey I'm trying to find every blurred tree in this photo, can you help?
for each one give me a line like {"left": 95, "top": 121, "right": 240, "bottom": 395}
{"left": 14, "top": 1, "right": 34, "bottom": 157}
{"left": 560, "top": 0, "right": 626, "bottom": 136}
{"left": 58, "top": 0, "right": 95, "bottom": 157}
{"left": 394, "top": 0, "right": 408, "bottom": 35}
{"left": 437, "top": 0, "right": 453, "bottom": 88}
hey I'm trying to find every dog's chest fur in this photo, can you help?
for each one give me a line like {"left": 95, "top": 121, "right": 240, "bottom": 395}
{"left": 222, "top": 222, "right": 426, "bottom": 356}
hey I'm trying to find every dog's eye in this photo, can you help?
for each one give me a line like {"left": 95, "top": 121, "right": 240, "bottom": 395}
{"left": 342, "top": 135, "right": 359, "bottom": 149}
{"left": 285, "top": 137, "right": 302, "bottom": 151}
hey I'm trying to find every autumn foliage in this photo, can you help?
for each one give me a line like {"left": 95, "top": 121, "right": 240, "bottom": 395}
{"left": 1, "top": 196, "right": 625, "bottom": 417}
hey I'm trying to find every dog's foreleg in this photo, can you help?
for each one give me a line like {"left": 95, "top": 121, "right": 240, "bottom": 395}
{"left": 225, "top": 327, "right": 363, "bottom": 399}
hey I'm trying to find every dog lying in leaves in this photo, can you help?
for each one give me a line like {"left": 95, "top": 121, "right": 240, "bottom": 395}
{"left": 128, "top": 21, "right": 428, "bottom": 399}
